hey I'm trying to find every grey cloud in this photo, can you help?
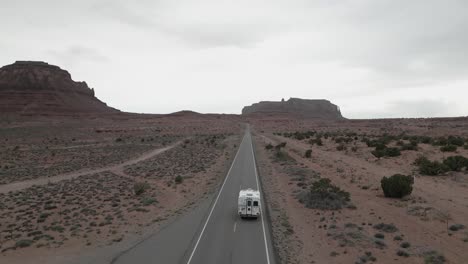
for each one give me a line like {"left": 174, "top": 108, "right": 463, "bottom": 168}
{"left": 48, "top": 46, "right": 109, "bottom": 66}
{"left": 382, "top": 100, "right": 457, "bottom": 118}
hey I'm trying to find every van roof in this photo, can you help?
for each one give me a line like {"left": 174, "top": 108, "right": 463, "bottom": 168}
{"left": 239, "top": 188, "right": 260, "bottom": 198}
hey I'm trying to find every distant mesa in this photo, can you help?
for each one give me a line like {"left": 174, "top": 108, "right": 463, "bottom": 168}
{"left": 168, "top": 110, "right": 201, "bottom": 116}
{"left": 0, "top": 61, "right": 119, "bottom": 114}
{"left": 242, "top": 98, "right": 344, "bottom": 119}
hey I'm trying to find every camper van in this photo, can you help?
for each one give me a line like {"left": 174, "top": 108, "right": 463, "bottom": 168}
{"left": 238, "top": 188, "right": 261, "bottom": 219}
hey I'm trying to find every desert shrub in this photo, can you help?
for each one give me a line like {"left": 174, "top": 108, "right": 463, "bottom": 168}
{"left": 275, "top": 142, "right": 287, "bottom": 150}
{"left": 449, "top": 224, "right": 465, "bottom": 231}
{"left": 141, "top": 197, "right": 157, "bottom": 206}
{"left": 372, "top": 147, "right": 401, "bottom": 158}
{"left": 15, "top": 239, "right": 33, "bottom": 248}
{"left": 414, "top": 156, "right": 430, "bottom": 166}
{"left": 273, "top": 150, "right": 295, "bottom": 163}
{"left": 423, "top": 250, "right": 446, "bottom": 264}
{"left": 134, "top": 182, "right": 150, "bottom": 196}
{"left": 308, "top": 138, "right": 323, "bottom": 146}
{"left": 175, "top": 175, "right": 183, "bottom": 184}
{"left": 400, "top": 141, "right": 418, "bottom": 151}
{"left": 400, "top": 241, "right": 411, "bottom": 248}
{"left": 374, "top": 233, "right": 385, "bottom": 239}
{"left": 351, "top": 146, "right": 358, "bottom": 152}
{"left": 297, "top": 178, "right": 350, "bottom": 210}
{"left": 373, "top": 223, "right": 398, "bottom": 233}
{"left": 440, "top": 144, "right": 457, "bottom": 152}
{"left": 304, "top": 149, "right": 312, "bottom": 158}
{"left": 432, "top": 137, "right": 448, "bottom": 146}
{"left": 265, "top": 143, "right": 273, "bottom": 150}
{"left": 115, "top": 137, "right": 123, "bottom": 142}
{"left": 381, "top": 174, "right": 414, "bottom": 198}
{"left": 416, "top": 157, "right": 449, "bottom": 176}
{"left": 336, "top": 144, "right": 347, "bottom": 151}
{"left": 447, "top": 136, "right": 465, "bottom": 146}
{"left": 397, "top": 250, "right": 410, "bottom": 257}
{"left": 443, "top": 156, "right": 468, "bottom": 171}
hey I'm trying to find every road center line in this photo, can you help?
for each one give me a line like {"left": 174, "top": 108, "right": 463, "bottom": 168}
{"left": 185, "top": 133, "right": 246, "bottom": 264}
{"left": 249, "top": 133, "right": 272, "bottom": 264}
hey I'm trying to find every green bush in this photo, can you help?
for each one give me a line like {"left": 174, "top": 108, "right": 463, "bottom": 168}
{"left": 308, "top": 138, "right": 323, "bottom": 146}
{"left": 265, "top": 143, "right": 273, "bottom": 150}
{"left": 275, "top": 142, "right": 287, "bottom": 150}
{"left": 372, "top": 147, "right": 401, "bottom": 158}
{"left": 336, "top": 144, "right": 347, "bottom": 151}
{"left": 134, "top": 182, "right": 150, "bottom": 196}
{"left": 273, "top": 150, "right": 295, "bottom": 164}
{"left": 447, "top": 136, "right": 465, "bottom": 146}
{"left": 443, "top": 156, "right": 468, "bottom": 171}
{"left": 175, "top": 175, "right": 183, "bottom": 184}
{"left": 304, "top": 149, "right": 312, "bottom": 158}
{"left": 297, "top": 178, "right": 350, "bottom": 210}
{"left": 381, "top": 174, "right": 414, "bottom": 198}
{"left": 440, "top": 144, "right": 457, "bottom": 152}
{"left": 415, "top": 157, "right": 449, "bottom": 176}
{"left": 16, "top": 239, "right": 34, "bottom": 248}
{"left": 423, "top": 250, "right": 446, "bottom": 264}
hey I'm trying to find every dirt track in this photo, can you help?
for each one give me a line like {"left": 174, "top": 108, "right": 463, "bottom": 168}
{"left": 0, "top": 141, "right": 182, "bottom": 194}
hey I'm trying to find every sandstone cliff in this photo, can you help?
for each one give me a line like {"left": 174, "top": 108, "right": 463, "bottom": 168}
{"left": 0, "top": 61, "right": 118, "bottom": 114}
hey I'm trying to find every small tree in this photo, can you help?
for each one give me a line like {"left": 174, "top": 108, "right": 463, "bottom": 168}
{"left": 381, "top": 174, "right": 414, "bottom": 198}
{"left": 304, "top": 149, "right": 312, "bottom": 158}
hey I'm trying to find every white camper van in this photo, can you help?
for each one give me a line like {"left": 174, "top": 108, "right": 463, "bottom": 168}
{"left": 238, "top": 188, "right": 261, "bottom": 219}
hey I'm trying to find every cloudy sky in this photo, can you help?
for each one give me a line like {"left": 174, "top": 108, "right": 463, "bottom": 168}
{"left": 1, "top": 0, "right": 467, "bottom": 118}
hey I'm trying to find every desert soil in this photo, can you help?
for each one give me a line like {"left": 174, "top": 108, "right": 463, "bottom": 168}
{"left": 252, "top": 117, "right": 468, "bottom": 264}
{"left": 0, "top": 113, "right": 242, "bottom": 263}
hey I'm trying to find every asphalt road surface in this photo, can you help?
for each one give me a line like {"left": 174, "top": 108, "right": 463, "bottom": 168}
{"left": 113, "top": 128, "right": 275, "bottom": 264}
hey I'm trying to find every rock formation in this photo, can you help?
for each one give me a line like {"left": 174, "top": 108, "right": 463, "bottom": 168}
{"left": 242, "top": 98, "right": 344, "bottom": 119}
{"left": 0, "top": 61, "right": 118, "bottom": 114}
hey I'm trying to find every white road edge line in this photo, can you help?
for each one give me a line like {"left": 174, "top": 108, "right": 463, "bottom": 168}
{"left": 250, "top": 132, "right": 271, "bottom": 264}
{"left": 233, "top": 222, "right": 237, "bottom": 233}
{"left": 186, "top": 133, "right": 246, "bottom": 264}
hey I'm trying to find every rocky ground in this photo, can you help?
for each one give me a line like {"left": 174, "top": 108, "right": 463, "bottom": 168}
{"left": 0, "top": 114, "right": 241, "bottom": 263}
{"left": 253, "top": 117, "right": 468, "bottom": 264}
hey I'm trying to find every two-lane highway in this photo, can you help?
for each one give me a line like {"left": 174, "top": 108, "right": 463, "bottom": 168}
{"left": 113, "top": 128, "right": 275, "bottom": 264}
{"left": 186, "top": 128, "right": 275, "bottom": 264}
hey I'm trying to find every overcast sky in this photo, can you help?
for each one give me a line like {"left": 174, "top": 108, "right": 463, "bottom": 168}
{"left": 1, "top": 0, "right": 467, "bottom": 118}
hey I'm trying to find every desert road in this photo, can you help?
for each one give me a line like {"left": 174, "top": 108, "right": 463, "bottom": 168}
{"left": 112, "top": 128, "right": 276, "bottom": 264}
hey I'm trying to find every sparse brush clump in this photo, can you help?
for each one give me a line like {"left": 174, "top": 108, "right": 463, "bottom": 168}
{"left": 414, "top": 156, "right": 449, "bottom": 176}
{"left": 373, "top": 223, "right": 398, "bottom": 233}
{"left": 415, "top": 155, "right": 468, "bottom": 175}
{"left": 134, "top": 182, "right": 150, "bottom": 196}
{"left": 304, "top": 149, "right": 312, "bottom": 158}
{"left": 297, "top": 178, "right": 350, "bottom": 210}
{"left": 372, "top": 146, "right": 401, "bottom": 158}
{"left": 423, "top": 250, "right": 446, "bottom": 264}
{"left": 442, "top": 156, "right": 468, "bottom": 171}
{"left": 381, "top": 174, "right": 414, "bottom": 198}
{"left": 336, "top": 144, "right": 347, "bottom": 151}
{"left": 308, "top": 138, "right": 323, "bottom": 146}
{"left": 440, "top": 144, "right": 457, "bottom": 152}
